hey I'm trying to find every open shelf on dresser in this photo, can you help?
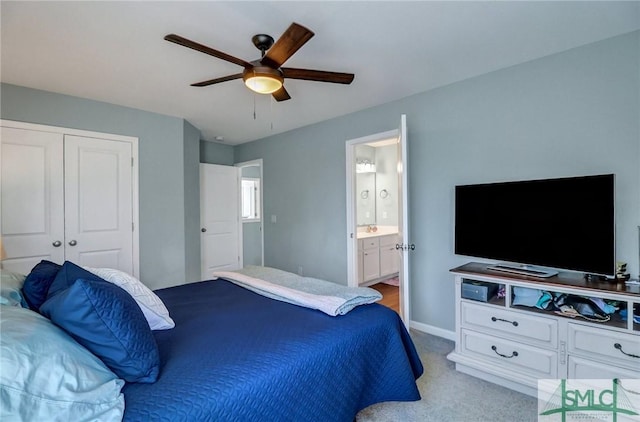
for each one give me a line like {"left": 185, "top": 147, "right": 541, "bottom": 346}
{"left": 448, "top": 262, "right": 640, "bottom": 397}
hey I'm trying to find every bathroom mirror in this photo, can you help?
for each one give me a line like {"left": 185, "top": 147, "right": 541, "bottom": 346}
{"left": 355, "top": 143, "right": 399, "bottom": 227}
{"left": 356, "top": 172, "right": 376, "bottom": 225}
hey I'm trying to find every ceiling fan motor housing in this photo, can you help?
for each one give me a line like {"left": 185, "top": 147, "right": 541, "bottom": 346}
{"left": 251, "top": 34, "right": 275, "bottom": 56}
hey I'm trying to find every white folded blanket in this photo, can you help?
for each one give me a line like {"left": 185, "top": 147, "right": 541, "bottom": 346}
{"left": 211, "top": 266, "right": 382, "bottom": 316}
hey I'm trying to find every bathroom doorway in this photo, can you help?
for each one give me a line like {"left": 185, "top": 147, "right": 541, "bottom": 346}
{"left": 345, "top": 115, "right": 410, "bottom": 324}
{"left": 236, "top": 159, "right": 264, "bottom": 267}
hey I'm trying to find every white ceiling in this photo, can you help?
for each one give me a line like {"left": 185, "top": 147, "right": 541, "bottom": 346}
{"left": 2, "top": 1, "right": 639, "bottom": 145}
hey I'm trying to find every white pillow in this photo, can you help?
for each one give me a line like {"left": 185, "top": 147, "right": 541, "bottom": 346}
{"left": 0, "top": 305, "right": 124, "bottom": 421}
{"left": 84, "top": 267, "right": 175, "bottom": 330}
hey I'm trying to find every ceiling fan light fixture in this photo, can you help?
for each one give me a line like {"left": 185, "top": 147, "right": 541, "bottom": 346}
{"left": 243, "top": 67, "right": 284, "bottom": 94}
{"left": 244, "top": 76, "right": 282, "bottom": 94}
{"left": 166, "top": 23, "right": 354, "bottom": 102}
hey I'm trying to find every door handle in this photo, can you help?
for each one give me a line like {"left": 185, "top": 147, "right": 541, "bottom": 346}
{"left": 201, "top": 228, "right": 207, "bottom": 233}
{"left": 52, "top": 240, "right": 62, "bottom": 247}
{"left": 395, "top": 243, "right": 416, "bottom": 251}
{"left": 68, "top": 240, "right": 77, "bottom": 246}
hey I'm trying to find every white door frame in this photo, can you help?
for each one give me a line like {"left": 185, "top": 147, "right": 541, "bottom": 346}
{"left": 235, "top": 159, "right": 264, "bottom": 266}
{"left": 346, "top": 129, "right": 398, "bottom": 286}
{"left": 397, "top": 115, "right": 410, "bottom": 325}
{"left": 346, "top": 119, "right": 410, "bottom": 324}
{"left": 0, "top": 119, "right": 140, "bottom": 277}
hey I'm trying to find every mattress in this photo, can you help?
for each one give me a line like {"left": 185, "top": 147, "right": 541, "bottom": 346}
{"left": 122, "top": 279, "right": 423, "bottom": 421}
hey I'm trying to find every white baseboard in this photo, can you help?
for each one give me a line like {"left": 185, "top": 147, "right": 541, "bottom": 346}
{"left": 409, "top": 320, "right": 456, "bottom": 341}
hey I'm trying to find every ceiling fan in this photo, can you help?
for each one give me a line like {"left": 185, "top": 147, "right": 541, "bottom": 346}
{"left": 164, "top": 22, "right": 355, "bottom": 102}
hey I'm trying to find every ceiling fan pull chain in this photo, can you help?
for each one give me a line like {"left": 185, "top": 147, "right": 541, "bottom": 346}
{"left": 253, "top": 92, "right": 257, "bottom": 120}
{"left": 270, "top": 96, "right": 274, "bottom": 130}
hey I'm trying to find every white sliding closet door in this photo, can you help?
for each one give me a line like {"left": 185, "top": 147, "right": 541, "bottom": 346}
{"left": 64, "top": 135, "right": 133, "bottom": 273}
{"left": 1, "top": 127, "right": 65, "bottom": 274}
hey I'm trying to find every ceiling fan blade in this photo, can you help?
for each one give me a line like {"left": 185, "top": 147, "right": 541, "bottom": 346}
{"left": 191, "top": 73, "right": 243, "bottom": 87}
{"left": 272, "top": 86, "right": 291, "bottom": 102}
{"left": 261, "top": 23, "right": 314, "bottom": 68}
{"left": 164, "top": 34, "right": 252, "bottom": 68}
{"left": 282, "top": 68, "right": 355, "bottom": 84}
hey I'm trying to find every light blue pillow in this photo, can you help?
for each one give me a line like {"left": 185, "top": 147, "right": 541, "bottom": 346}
{"left": 0, "top": 305, "right": 124, "bottom": 421}
{"left": 0, "top": 269, "right": 28, "bottom": 308}
{"left": 40, "top": 278, "right": 160, "bottom": 383}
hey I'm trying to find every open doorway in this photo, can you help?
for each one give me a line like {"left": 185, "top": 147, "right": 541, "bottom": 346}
{"left": 236, "top": 159, "right": 264, "bottom": 267}
{"left": 346, "top": 115, "right": 410, "bottom": 324}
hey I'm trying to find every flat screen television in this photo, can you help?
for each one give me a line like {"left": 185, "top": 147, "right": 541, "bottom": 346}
{"left": 454, "top": 174, "right": 615, "bottom": 278}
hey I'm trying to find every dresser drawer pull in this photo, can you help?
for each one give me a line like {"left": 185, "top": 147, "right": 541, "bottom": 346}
{"left": 491, "top": 316, "right": 518, "bottom": 327}
{"left": 614, "top": 343, "right": 640, "bottom": 359}
{"left": 491, "top": 345, "right": 518, "bottom": 359}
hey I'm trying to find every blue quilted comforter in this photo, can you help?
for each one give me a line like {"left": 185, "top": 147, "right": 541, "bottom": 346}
{"left": 122, "top": 279, "right": 423, "bottom": 422}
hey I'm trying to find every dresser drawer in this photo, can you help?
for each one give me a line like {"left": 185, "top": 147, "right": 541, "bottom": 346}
{"left": 461, "top": 329, "right": 557, "bottom": 378}
{"left": 568, "top": 355, "right": 640, "bottom": 379}
{"left": 461, "top": 301, "right": 558, "bottom": 348}
{"left": 568, "top": 324, "right": 640, "bottom": 367}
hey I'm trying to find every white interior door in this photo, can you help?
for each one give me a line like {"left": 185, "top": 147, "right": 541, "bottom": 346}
{"left": 1, "top": 127, "right": 65, "bottom": 274}
{"left": 200, "top": 163, "right": 241, "bottom": 279}
{"left": 64, "top": 135, "right": 133, "bottom": 273}
{"left": 345, "top": 118, "right": 410, "bottom": 325}
{"left": 397, "top": 114, "right": 410, "bottom": 324}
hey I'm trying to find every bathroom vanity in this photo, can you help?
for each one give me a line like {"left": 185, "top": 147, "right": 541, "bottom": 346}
{"left": 357, "top": 227, "right": 399, "bottom": 285}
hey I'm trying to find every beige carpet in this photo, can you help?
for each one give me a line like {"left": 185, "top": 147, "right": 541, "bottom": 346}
{"left": 356, "top": 330, "right": 538, "bottom": 422}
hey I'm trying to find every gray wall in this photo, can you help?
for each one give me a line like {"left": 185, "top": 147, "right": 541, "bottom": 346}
{"left": 241, "top": 165, "right": 261, "bottom": 178}
{"left": 235, "top": 122, "right": 355, "bottom": 283}
{"left": 201, "top": 140, "right": 234, "bottom": 165}
{"left": 235, "top": 31, "right": 640, "bottom": 332}
{"left": 242, "top": 223, "right": 262, "bottom": 266}
{"left": 183, "top": 120, "right": 202, "bottom": 283}
{"left": 0, "top": 83, "right": 200, "bottom": 289}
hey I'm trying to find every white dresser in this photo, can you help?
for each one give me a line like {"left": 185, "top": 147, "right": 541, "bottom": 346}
{"left": 447, "top": 263, "right": 640, "bottom": 397}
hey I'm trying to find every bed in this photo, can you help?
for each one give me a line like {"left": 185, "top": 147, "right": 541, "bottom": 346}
{"left": 1, "top": 263, "right": 423, "bottom": 422}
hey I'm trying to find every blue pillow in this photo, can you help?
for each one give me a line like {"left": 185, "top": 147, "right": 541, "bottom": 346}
{"left": 21, "top": 260, "right": 61, "bottom": 310}
{"left": 40, "top": 278, "right": 160, "bottom": 383}
{"left": 46, "top": 260, "right": 105, "bottom": 300}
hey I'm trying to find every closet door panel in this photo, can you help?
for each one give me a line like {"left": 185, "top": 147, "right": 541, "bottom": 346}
{"left": 64, "top": 135, "right": 133, "bottom": 273}
{"left": 1, "top": 128, "right": 64, "bottom": 274}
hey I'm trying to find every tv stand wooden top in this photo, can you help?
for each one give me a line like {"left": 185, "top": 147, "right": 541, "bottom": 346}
{"left": 451, "top": 262, "right": 640, "bottom": 298}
